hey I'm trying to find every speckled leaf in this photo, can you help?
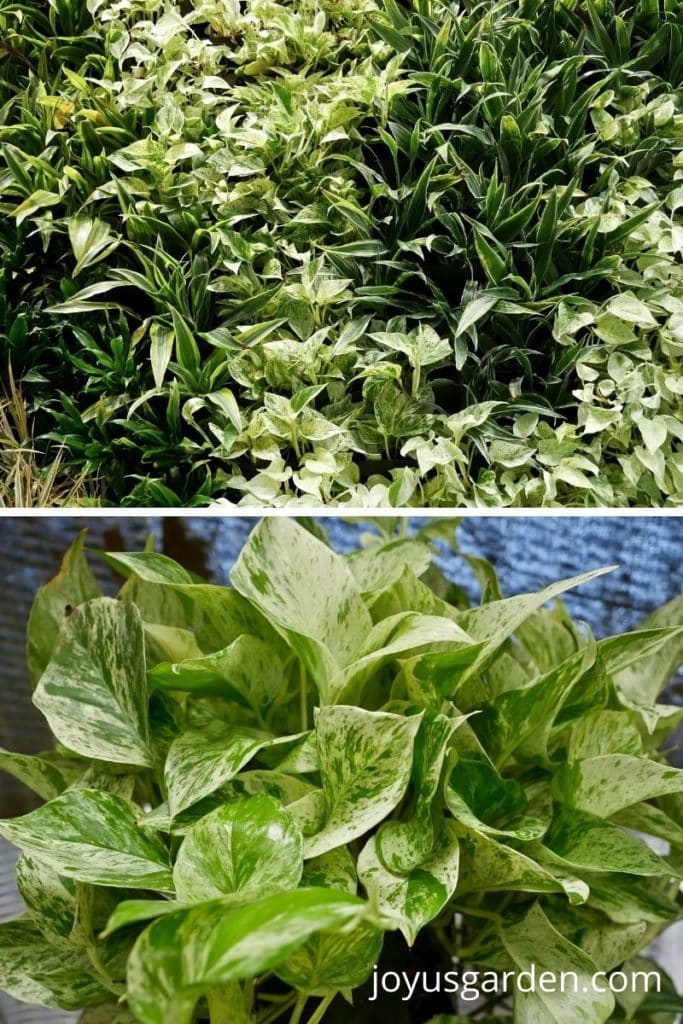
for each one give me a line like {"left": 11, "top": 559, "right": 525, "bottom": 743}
{"left": 337, "top": 613, "right": 478, "bottom": 705}
{"left": 259, "top": 732, "right": 319, "bottom": 774}
{"left": 456, "top": 568, "right": 614, "bottom": 676}
{"left": 149, "top": 635, "right": 286, "bottom": 726}
{"left": 143, "top": 624, "right": 203, "bottom": 669}
{"left": 105, "top": 550, "right": 278, "bottom": 653}
{"left": 230, "top": 518, "right": 373, "bottom": 701}
{"left": 614, "top": 598, "right": 683, "bottom": 704}
{"left": 475, "top": 645, "right": 595, "bottom": 766}
{"left": 0, "top": 790, "right": 173, "bottom": 890}
{"left": 543, "top": 808, "right": 676, "bottom": 876}
{"left": 27, "top": 531, "right": 101, "bottom": 685}
{"left": 15, "top": 853, "right": 77, "bottom": 948}
{"left": 33, "top": 598, "right": 152, "bottom": 767}
{"left": 568, "top": 710, "right": 644, "bottom": 760}
{"left": 276, "top": 920, "right": 383, "bottom": 994}
{"left": 165, "top": 723, "right": 273, "bottom": 816}
{"left": 445, "top": 759, "right": 546, "bottom": 841}
{"left": 613, "top": 801, "right": 683, "bottom": 849}
{"left": 127, "top": 888, "right": 369, "bottom": 1024}
{"left": 377, "top": 711, "right": 460, "bottom": 873}
{"left": 369, "top": 565, "right": 460, "bottom": 623}
{"left": 276, "top": 848, "right": 382, "bottom": 993}
{"left": 0, "top": 748, "right": 68, "bottom": 802}
{"left": 579, "top": 922, "right": 649, "bottom": 973}
{"left": 455, "top": 826, "right": 586, "bottom": 904}
{"left": 346, "top": 539, "right": 433, "bottom": 595}
{"left": 173, "top": 795, "right": 303, "bottom": 902}
{"left": 0, "top": 917, "right": 106, "bottom": 1010}
{"left": 305, "top": 706, "right": 423, "bottom": 858}
{"left": 357, "top": 820, "right": 460, "bottom": 945}
{"left": 78, "top": 1000, "right": 138, "bottom": 1023}
{"left": 553, "top": 755, "right": 683, "bottom": 817}
{"left": 501, "top": 903, "right": 614, "bottom": 1024}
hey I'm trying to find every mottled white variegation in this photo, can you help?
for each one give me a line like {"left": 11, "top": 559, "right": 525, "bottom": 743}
{"left": 33, "top": 598, "right": 152, "bottom": 767}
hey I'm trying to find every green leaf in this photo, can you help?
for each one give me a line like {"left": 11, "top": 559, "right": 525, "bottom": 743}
{"left": 454, "top": 292, "right": 500, "bottom": 339}
{"left": 0, "top": 748, "right": 68, "bottom": 802}
{"left": 0, "top": 790, "right": 173, "bottom": 890}
{"left": 27, "top": 531, "right": 101, "bottom": 685}
{"left": 446, "top": 759, "right": 545, "bottom": 841}
{"left": 33, "top": 598, "right": 153, "bottom": 767}
{"left": 305, "top": 705, "right": 423, "bottom": 858}
{"left": 501, "top": 903, "right": 615, "bottom": 1023}
{"left": 68, "top": 216, "right": 119, "bottom": 276}
{"left": 148, "top": 635, "right": 285, "bottom": 724}
{"left": 165, "top": 723, "right": 274, "bottom": 817}
{"left": 554, "top": 755, "right": 683, "bottom": 817}
{"left": 543, "top": 807, "right": 676, "bottom": 876}
{"left": 358, "top": 820, "right": 460, "bottom": 944}
{"left": 230, "top": 518, "right": 373, "bottom": 702}
{"left": 13, "top": 189, "right": 61, "bottom": 225}
{"left": 126, "top": 889, "right": 370, "bottom": 1024}
{"left": 101, "top": 899, "right": 189, "bottom": 938}
{"left": 0, "top": 917, "right": 105, "bottom": 1010}
{"left": 172, "top": 795, "right": 303, "bottom": 902}
{"left": 171, "top": 308, "right": 201, "bottom": 375}
{"left": 150, "top": 322, "right": 175, "bottom": 389}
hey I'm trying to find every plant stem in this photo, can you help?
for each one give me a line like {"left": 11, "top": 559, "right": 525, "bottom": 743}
{"left": 306, "top": 992, "right": 336, "bottom": 1024}
{"left": 258, "top": 993, "right": 297, "bottom": 1024}
{"left": 289, "top": 994, "right": 308, "bottom": 1024}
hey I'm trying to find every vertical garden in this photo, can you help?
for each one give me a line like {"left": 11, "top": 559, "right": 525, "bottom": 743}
{"left": 1, "top": 0, "right": 682, "bottom": 506}
{"left": 0, "top": 0, "right": 682, "bottom": 505}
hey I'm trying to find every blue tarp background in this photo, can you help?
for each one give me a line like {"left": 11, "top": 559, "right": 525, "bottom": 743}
{"left": 0, "top": 514, "right": 682, "bottom": 1023}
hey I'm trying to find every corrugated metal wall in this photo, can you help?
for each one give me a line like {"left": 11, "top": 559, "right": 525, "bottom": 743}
{"left": 1, "top": 515, "right": 682, "bottom": 1023}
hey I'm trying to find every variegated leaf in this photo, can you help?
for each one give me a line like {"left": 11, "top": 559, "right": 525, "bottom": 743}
{"left": 127, "top": 889, "right": 370, "bottom": 1024}
{"left": 553, "top": 755, "right": 683, "bottom": 817}
{"left": 501, "top": 904, "right": 614, "bottom": 1023}
{"left": 305, "top": 705, "right": 423, "bottom": 858}
{"left": 27, "top": 531, "right": 101, "bottom": 685}
{"left": 0, "top": 916, "right": 106, "bottom": 1010}
{"left": 149, "top": 635, "right": 286, "bottom": 726}
{"left": 357, "top": 820, "right": 460, "bottom": 945}
{"left": 230, "top": 518, "right": 373, "bottom": 701}
{"left": 0, "top": 748, "right": 68, "bottom": 802}
{"left": 33, "top": 598, "right": 152, "bottom": 767}
{"left": 164, "top": 723, "right": 273, "bottom": 816}
{"left": 0, "top": 790, "right": 173, "bottom": 890}
{"left": 173, "top": 795, "right": 303, "bottom": 902}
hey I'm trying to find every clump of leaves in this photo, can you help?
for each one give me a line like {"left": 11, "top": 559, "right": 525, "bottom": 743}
{"left": 1, "top": 0, "right": 682, "bottom": 506}
{"left": 1, "top": 519, "right": 683, "bottom": 1023}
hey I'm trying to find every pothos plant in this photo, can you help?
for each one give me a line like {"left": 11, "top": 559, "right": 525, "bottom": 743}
{"left": 1, "top": 519, "right": 683, "bottom": 1024}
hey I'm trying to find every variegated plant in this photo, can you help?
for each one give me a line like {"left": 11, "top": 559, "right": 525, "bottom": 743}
{"left": 2, "top": 0, "right": 683, "bottom": 507}
{"left": 1, "top": 518, "right": 683, "bottom": 1023}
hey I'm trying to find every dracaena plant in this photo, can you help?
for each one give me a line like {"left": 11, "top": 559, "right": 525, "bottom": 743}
{"left": 1, "top": 518, "right": 683, "bottom": 1024}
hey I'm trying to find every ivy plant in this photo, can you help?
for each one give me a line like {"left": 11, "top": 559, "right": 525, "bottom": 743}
{"left": 1, "top": 519, "right": 683, "bottom": 1023}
